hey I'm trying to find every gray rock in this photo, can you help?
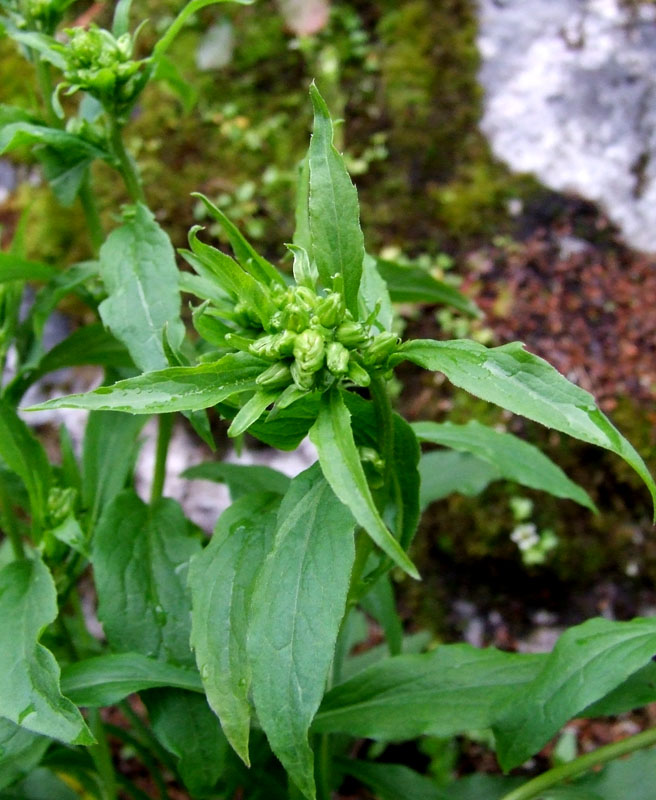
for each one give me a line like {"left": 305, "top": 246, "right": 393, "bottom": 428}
{"left": 477, "top": 0, "right": 656, "bottom": 252}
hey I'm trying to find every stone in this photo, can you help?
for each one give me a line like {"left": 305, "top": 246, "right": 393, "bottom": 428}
{"left": 477, "top": 0, "right": 656, "bottom": 252}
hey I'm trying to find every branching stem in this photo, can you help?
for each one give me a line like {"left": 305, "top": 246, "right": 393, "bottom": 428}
{"left": 499, "top": 726, "right": 656, "bottom": 800}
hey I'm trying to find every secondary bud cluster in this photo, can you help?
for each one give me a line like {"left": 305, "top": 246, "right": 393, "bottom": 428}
{"left": 226, "top": 284, "right": 400, "bottom": 394}
{"left": 59, "top": 26, "right": 147, "bottom": 120}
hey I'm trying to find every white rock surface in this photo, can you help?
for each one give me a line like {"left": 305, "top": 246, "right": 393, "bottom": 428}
{"left": 477, "top": 0, "right": 656, "bottom": 251}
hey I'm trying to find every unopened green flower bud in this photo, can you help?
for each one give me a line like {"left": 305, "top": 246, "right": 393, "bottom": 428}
{"left": 234, "top": 301, "right": 261, "bottom": 329}
{"left": 293, "top": 328, "right": 324, "bottom": 372}
{"left": 249, "top": 330, "right": 297, "bottom": 360}
{"left": 47, "top": 486, "right": 77, "bottom": 527}
{"left": 347, "top": 359, "right": 371, "bottom": 387}
{"left": 283, "top": 303, "right": 310, "bottom": 333}
{"left": 326, "top": 341, "right": 349, "bottom": 375}
{"left": 336, "top": 320, "right": 367, "bottom": 348}
{"left": 290, "top": 360, "right": 316, "bottom": 391}
{"left": 359, "top": 446, "right": 385, "bottom": 473}
{"left": 293, "top": 286, "right": 318, "bottom": 311}
{"left": 362, "top": 332, "right": 400, "bottom": 367}
{"left": 256, "top": 362, "right": 292, "bottom": 389}
{"left": 315, "top": 292, "right": 344, "bottom": 328}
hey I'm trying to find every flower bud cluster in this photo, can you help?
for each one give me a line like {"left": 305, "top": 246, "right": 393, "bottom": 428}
{"left": 228, "top": 284, "right": 400, "bottom": 394}
{"left": 60, "top": 26, "right": 147, "bottom": 119}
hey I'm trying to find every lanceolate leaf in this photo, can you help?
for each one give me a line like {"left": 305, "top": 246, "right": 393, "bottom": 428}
{"left": 189, "top": 492, "right": 280, "bottom": 764}
{"left": 309, "top": 389, "right": 419, "bottom": 579}
{"left": 341, "top": 760, "right": 448, "bottom": 800}
{"left": 376, "top": 258, "right": 481, "bottom": 317}
{"left": 25, "top": 352, "right": 266, "bottom": 414}
{"left": 313, "top": 643, "right": 542, "bottom": 740}
{"left": 0, "top": 719, "right": 49, "bottom": 791}
{"left": 419, "top": 450, "right": 499, "bottom": 508}
{"left": 359, "top": 253, "right": 393, "bottom": 333}
{"left": 182, "top": 462, "right": 291, "bottom": 499}
{"left": 308, "top": 84, "right": 364, "bottom": 315}
{"left": 147, "top": 689, "right": 229, "bottom": 795}
{"left": 0, "top": 399, "right": 51, "bottom": 532}
{"left": 191, "top": 193, "right": 284, "bottom": 287}
{"left": 413, "top": 420, "right": 595, "bottom": 510}
{"left": 0, "top": 558, "right": 92, "bottom": 744}
{"left": 493, "top": 616, "right": 656, "bottom": 770}
{"left": 248, "top": 465, "right": 356, "bottom": 800}
{"left": 99, "top": 203, "right": 184, "bottom": 373}
{"left": 396, "top": 339, "right": 656, "bottom": 512}
{"left": 93, "top": 491, "right": 200, "bottom": 666}
{"left": 0, "top": 253, "right": 57, "bottom": 283}
{"left": 60, "top": 653, "right": 203, "bottom": 707}
{"left": 82, "top": 411, "right": 147, "bottom": 526}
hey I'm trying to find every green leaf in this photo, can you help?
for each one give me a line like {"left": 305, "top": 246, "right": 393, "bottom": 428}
{"left": 99, "top": 203, "right": 184, "bottom": 373}
{"left": 0, "top": 253, "right": 57, "bottom": 283}
{"left": 191, "top": 192, "right": 284, "bottom": 287}
{"left": 293, "top": 154, "right": 311, "bottom": 254}
{"left": 341, "top": 760, "right": 448, "bottom": 800}
{"left": 419, "top": 450, "right": 499, "bottom": 508}
{"left": 37, "top": 148, "right": 91, "bottom": 207}
{"left": 309, "top": 389, "right": 419, "bottom": 579}
{"left": 360, "top": 575, "right": 403, "bottom": 656}
{"left": 93, "top": 491, "right": 200, "bottom": 665}
{"left": 29, "top": 261, "right": 97, "bottom": 344}
{"left": 25, "top": 352, "right": 266, "bottom": 414}
{"left": 0, "top": 399, "right": 51, "bottom": 531}
{"left": 391, "top": 411, "right": 422, "bottom": 549}
{"left": 0, "top": 720, "right": 49, "bottom": 791}
{"left": 5, "top": 767, "right": 81, "bottom": 800}
{"left": 231, "top": 392, "right": 320, "bottom": 450}
{"left": 189, "top": 492, "right": 280, "bottom": 763}
{"left": 308, "top": 84, "right": 364, "bottom": 315}
{"left": 413, "top": 420, "right": 595, "bottom": 510}
{"left": 152, "top": 0, "right": 255, "bottom": 62}
{"left": 183, "top": 231, "right": 276, "bottom": 327}
{"left": 441, "top": 774, "right": 525, "bottom": 800}
{"left": 582, "top": 661, "right": 656, "bottom": 717}
{"left": 228, "top": 389, "right": 278, "bottom": 437}
{"left": 493, "top": 617, "right": 656, "bottom": 770}
{"left": 112, "top": 0, "right": 134, "bottom": 36}
{"left": 60, "top": 653, "right": 203, "bottom": 707}
{"left": 147, "top": 689, "right": 228, "bottom": 795}
{"left": 0, "top": 122, "right": 107, "bottom": 162}
{"left": 359, "top": 253, "right": 393, "bottom": 332}
{"left": 313, "top": 643, "right": 542, "bottom": 740}
{"left": 396, "top": 339, "right": 656, "bottom": 513}
{"left": 572, "top": 748, "right": 656, "bottom": 800}
{"left": 182, "top": 461, "right": 291, "bottom": 499}
{"left": 0, "top": 558, "right": 92, "bottom": 744}
{"left": 376, "top": 258, "right": 481, "bottom": 317}
{"left": 248, "top": 464, "right": 356, "bottom": 799}
{"left": 82, "top": 411, "right": 147, "bottom": 526}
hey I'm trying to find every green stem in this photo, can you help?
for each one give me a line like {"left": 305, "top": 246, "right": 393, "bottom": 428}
{"left": 79, "top": 173, "right": 104, "bottom": 252}
{"left": 369, "top": 372, "right": 394, "bottom": 496}
{"left": 150, "top": 414, "right": 174, "bottom": 505}
{"left": 119, "top": 700, "right": 177, "bottom": 774}
{"left": 316, "top": 732, "right": 333, "bottom": 800}
{"left": 499, "top": 726, "right": 656, "bottom": 800}
{"left": 108, "top": 118, "right": 146, "bottom": 204}
{"left": 0, "top": 480, "right": 25, "bottom": 560}
{"left": 105, "top": 723, "right": 169, "bottom": 800}
{"left": 33, "top": 53, "right": 58, "bottom": 127}
{"left": 88, "top": 709, "right": 119, "bottom": 800}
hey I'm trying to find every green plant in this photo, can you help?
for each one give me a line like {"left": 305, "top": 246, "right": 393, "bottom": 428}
{"left": 2, "top": 4, "right": 656, "bottom": 800}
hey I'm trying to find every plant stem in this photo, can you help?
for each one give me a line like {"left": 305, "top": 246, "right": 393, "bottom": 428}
{"left": 79, "top": 173, "right": 105, "bottom": 252}
{"left": 316, "top": 732, "right": 333, "bottom": 800}
{"left": 108, "top": 118, "right": 146, "bottom": 204}
{"left": 369, "top": 372, "right": 394, "bottom": 495}
{"left": 499, "top": 726, "right": 656, "bottom": 800}
{"left": 119, "top": 700, "right": 178, "bottom": 774}
{"left": 150, "top": 414, "right": 174, "bottom": 505}
{"left": 33, "top": 53, "right": 58, "bottom": 127}
{"left": 88, "top": 708, "right": 119, "bottom": 800}
{"left": 105, "top": 723, "right": 169, "bottom": 800}
{"left": 0, "top": 480, "right": 25, "bottom": 560}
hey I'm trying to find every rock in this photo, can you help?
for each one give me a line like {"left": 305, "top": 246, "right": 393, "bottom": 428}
{"left": 477, "top": 0, "right": 656, "bottom": 252}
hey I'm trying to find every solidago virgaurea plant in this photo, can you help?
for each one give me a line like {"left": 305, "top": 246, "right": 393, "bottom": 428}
{"left": 23, "top": 80, "right": 656, "bottom": 800}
